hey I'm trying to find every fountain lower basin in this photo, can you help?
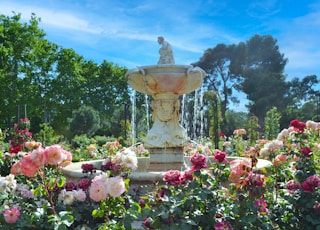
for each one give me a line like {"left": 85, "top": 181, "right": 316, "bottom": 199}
{"left": 62, "top": 156, "right": 273, "bottom": 183}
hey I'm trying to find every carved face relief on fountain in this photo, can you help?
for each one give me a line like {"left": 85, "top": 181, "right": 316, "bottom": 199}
{"left": 153, "top": 99, "right": 179, "bottom": 122}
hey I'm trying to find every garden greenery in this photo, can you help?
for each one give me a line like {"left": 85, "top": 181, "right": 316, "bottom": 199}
{"left": 0, "top": 119, "right": 319, "bottom": 229}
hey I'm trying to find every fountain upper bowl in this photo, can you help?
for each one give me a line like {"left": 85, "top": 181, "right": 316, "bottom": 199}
{"left": 126, "top": 65, "right": 205, "bottom": 96}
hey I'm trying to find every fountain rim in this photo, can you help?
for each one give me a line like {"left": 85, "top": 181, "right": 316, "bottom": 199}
{"left": 61, "top": 156, "right": 273, "bottom": 180}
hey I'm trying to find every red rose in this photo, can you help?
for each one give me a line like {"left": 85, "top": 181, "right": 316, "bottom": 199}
{"left": 214, "top": 151, "right": 228, "bottom": 163}
{"left": 301, "top": 175, "right": 320, "bottom": 193}
{"left": 299, "top": 147, "right": 312, "bottom": 157}
{"left": 290, "top": 119, "right": 306, "bottom": 132}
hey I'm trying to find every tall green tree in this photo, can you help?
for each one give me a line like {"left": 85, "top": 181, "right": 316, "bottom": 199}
{"left": 0, "top": 13, "right": 58, "bottom": 129}
{"left": 287, "top": 75, "right": 319, "bottom": 107}
{"left": 49, "top": 48, "right": 86, "bottom": 133}
{"left": 193, "top": 44, "right": 240, "bottom": 123}
{"left": 237, "top": 35, "right": 288, "bottom": 123}
{"left": 68, "top": 105, "right": 100, "bottom": 138}
{"left": 96, "top": 61, "right": 129, "bottom": 135}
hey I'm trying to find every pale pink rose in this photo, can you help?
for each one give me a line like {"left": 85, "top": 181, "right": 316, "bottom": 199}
{"left": 92, "top": 173, "right": 109, "bottom": 183}
{"left": 87, "top": 144, "right": 96, "bottom": 152}
{"left": 17, "top": 184, "right": 33, "bottom": 198}
{"left": 4, "top": 207, "right": 20, "bottom": 224}
{"left": 74, "top": 189, "right": 86, "bottom": 202}
{"left": 30, "top": 147, "right": 46, "bottom": 167}
{"left": 20, "top": 154, "right": 39, "bottom": 177}
{"left": 44, "top": 145, "right": 65, "bottom": 165}
{"left": 120, "top": 148, "right": 138, "bottom": 170}
{"left": 63, "top": 191, "right": 76, "bottom": 205}
{"left": 277, "top": 129, "right": 289, "bottom": 141}
{"left": 306, "top": 120, "right": 319, "bottom": 130}
{"left": 89, "top": 180, "right": 108, "bottom": 202}
{"left": 0, "top": 174, "right": 17, "bottom": 193}
{"left": 106, "top": 176, "right": 126, "bottom": 197}
{"left": 58, "top": 189, "right": 76, "bottom": 205}
{"left": 59, "top": 150, "right": 73, "bottom": 167}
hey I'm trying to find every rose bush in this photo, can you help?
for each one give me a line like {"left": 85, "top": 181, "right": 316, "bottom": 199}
{"left": 137, "top": 119, "right": 320, "bottom": 230}
{"left": 1, "top": 119, "right": 319, "bottom": 229}
{"left": 0, "top": 142, "right": 139, "bottom": 229}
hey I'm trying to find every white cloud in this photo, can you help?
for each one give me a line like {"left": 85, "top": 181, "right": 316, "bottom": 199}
{"left": 0, "top": 2, "right": 103, "bottom": 34}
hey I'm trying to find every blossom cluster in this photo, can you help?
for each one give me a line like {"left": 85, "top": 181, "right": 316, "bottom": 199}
{"left": 9, "top": 118, "right": 32, "bottom": 154}
{"left": 0, "top": 174, "right": 33, "bottom": 224}
{"left": 10, "top": 143, "right": 72, "bottom": 177}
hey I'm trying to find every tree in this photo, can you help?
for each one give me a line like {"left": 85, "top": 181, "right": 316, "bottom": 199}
{"left": 193, "top": 44, "right": 239, "bottom": 123}
{"left": 287, "top": 75, "right": 319, "bottom": 107}
{"left": 237, "top": 35, "right": 289, "bottom": 123}
{"left": 95, "top": 61, "right": 129, "bottom": 135}
{"left": 68, "top": 105, "right": 100, "bottom": 138}
{"left": 0, "top": 13, "right": 58, "bottom": 130}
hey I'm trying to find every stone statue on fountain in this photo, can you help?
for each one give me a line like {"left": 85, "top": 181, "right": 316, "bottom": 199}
{"left": 157, "top": 36, "right": 175, "bottom": 65}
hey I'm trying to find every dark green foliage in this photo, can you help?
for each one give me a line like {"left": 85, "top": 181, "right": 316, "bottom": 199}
{"left": 68, "top": 105, "right": 101, "bottom": 138}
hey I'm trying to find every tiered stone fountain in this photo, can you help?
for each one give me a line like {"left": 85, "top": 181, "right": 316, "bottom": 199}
{"left": 124, "top": 37, "right": 205, "bottom": 182}
{"left": 62, "top": 37, "right": 272, "bottom": 185}
{"left": 127, "top": 69, "right": 204, "bottom": 169}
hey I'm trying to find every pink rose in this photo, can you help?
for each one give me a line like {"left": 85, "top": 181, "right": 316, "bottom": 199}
{"left": 163, "top": 170, "right": 181, "bottom": 186}
{"left": 214, "top": 220, "right": 233, "bottom": 230}
{"left": 286, "top": 180, "right": 301, "bottom": 193}
{"left": 272, "top": 154, "right": 287, "bottom": 167}
{"left": 106, "top": 176, "right": 126, "bottom": 197}
{"left": 30, "top": 147, "right": 46, "bottom": 167}
{"left": 74, "top": 189, "right": 86, "bottom": 202}
{"left": 190, "top": 153, "right": 207, "bottom": 170}
{"left": 89, "top": 180, "right": 108, "bottom": 202}
{"left": 180, "top": 168, "right": 194, "bottom": 183}
{"left": 59, "top": 149, "right": 72, "bottom": 167}
{"left": 314, "top": 202, "right": 320, "bottom": 213}
{"left": 144, "top": 217, "right": 153, "bottom": 229}
{"left": 77, "top": 178, "right": 91, "bottom": 190}
{"left": 254, "top": 199, "right": 268, "bottom": 214}
{"left": 44, "top": 145, "right": 65, "bottom": 165}
{"left": 20, "top": 154, "right": 39, "bottom": 177}
{"left": 4, "top": 207, "right": 20, "bottom": 224}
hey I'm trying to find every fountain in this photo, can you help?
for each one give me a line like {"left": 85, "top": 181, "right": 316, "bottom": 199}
{"left": 62, "top": 37, "right": 272, "bottom": 186}
{"left": 125, "top": 36, "right": 205, "bottom": 172}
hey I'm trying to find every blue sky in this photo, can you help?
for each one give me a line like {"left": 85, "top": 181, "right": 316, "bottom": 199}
{"left": 1, "top": 0, "right": 320, "bottom": 111}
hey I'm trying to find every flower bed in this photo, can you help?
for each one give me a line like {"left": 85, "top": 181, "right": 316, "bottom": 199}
{"left": 0, "top": 119, "right": 319, "bottom": 229}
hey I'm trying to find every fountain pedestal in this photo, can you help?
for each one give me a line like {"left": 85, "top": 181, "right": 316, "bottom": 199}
{"left": 148, "top": 147, "right": 186, "bottom": 172}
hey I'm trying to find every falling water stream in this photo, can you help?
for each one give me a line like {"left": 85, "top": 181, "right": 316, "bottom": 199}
{"left": 145, "top": 94, "right": 150, "bottom": 131}
{"left": 130, "top": 90, "right": 136, "bottom": 145}
{"left": 130, "top": 87, "right": 204, "bottom": 145}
